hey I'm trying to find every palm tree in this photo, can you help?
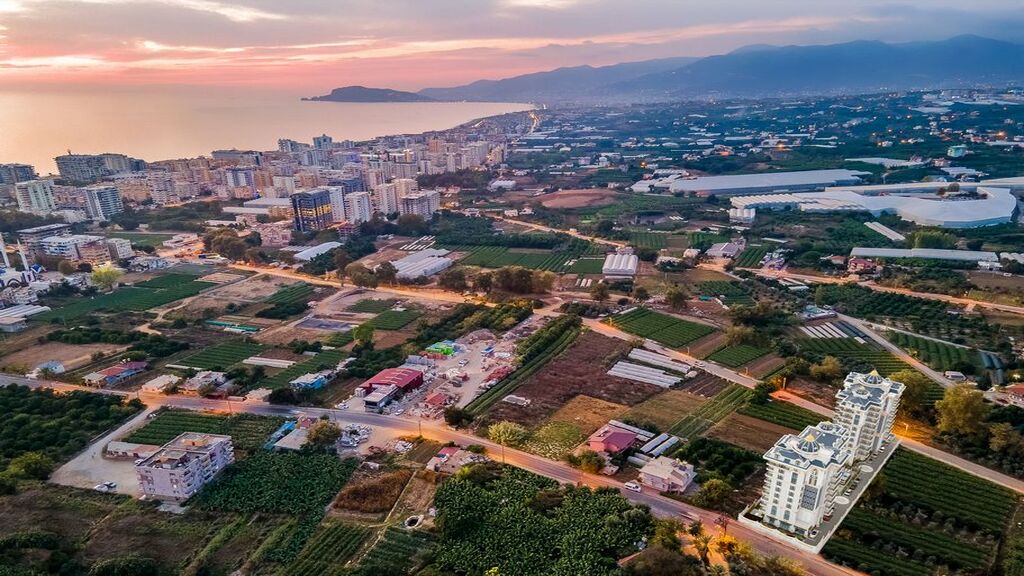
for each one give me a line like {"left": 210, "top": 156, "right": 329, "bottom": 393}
{"left": 692, "top": 533, "right": 713, "bottom": 567}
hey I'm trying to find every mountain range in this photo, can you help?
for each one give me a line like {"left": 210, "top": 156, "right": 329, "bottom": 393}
{"left": 309, "top": 36, "right": 1024, "bottom": 104}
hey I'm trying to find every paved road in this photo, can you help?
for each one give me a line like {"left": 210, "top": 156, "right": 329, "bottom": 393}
{"left": 3, "top": 374, "right": 858, "bottom": 576}
{"left": 492, "top": 216, "right": 627, "bottom": 248}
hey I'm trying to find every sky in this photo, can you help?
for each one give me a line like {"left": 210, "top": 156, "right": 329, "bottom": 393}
{"left": 2, "top": 0, "right": 1024, "bottom": 92}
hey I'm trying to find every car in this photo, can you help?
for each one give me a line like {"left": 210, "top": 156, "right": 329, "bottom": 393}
{"left": 694, "top": 361, "right": 706, "bottom": 368}
{"left": 809, "top": 529, "right": 819, "bottom": 538}
{"left": 103, "top": 481, "right": 117, "bottom": 489}
{"left": 458, "top": 359, "right": 469, "bottom": 366}
{"left": 623, "top": 482, "right": 642, "bottom": 493}
{"left": 335, "top": 402, "right": 349, "bottom": 410}
{"left": 393, "top": 408, "right": 404, "bottom": 416}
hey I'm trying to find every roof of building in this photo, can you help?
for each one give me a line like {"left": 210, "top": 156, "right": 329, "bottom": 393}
{"left": 602, "top": 253, "right": 639, "bottom": 274}
{"left": 294, "top": 242, "right": 342, "bottom": 261}
{"left": 764, "top": 422, "right": 849, "bottom": 470}
{"left": 364, "top": 367, "right": 423, "bottom": 391}
{"left": 639, "top": 456, "right": 694, "bottom": 482}
{"left": 849, "top": 247, "right": 998, "bottom": 262}
{"left": 667, "top": 169, "right": 868, "bottom": 194}
{"left": 836, "top": 371, "right": 906, "bottom": 409}
{"left": 588, "top": 424, "right": 637, "bottom": 453}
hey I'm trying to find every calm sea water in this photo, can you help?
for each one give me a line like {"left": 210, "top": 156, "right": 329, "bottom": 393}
{"left": 0, "top": 86, "right": 532, "bottom": 174}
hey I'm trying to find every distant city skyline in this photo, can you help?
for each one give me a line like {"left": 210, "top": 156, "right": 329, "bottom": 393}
{"left": 2, "top": 0, "right": 1024, "bottom": 90}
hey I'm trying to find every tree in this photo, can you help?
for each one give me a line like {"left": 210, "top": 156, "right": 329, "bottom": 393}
{"left": 935, "top": 383, "right": 990, "bottom": 436}
{"left": 650, "top": 518, "right": 683, "bottom": 550}
{"left": 307, "top": 420, "right": 342, "bottom": 447}
{"left": 665, "top": 285, "right": 687, "bottom": 310}
{"left": 691, "top": 532, "right": 713, "bottom": 566}
{"left": 887, "top": 369, "right": 933, "bottom": 418}
{"left": 376, "top": 261, "right": 398, "bottom": 285}
{"left": 590, "top": 281, "right": 610, "bottom": 304}
{"left": 439, "top": 268, "right": 468, "bottom": 291}
{"left": 90, "top": 265, "right": 123, "bottom": 291}
{"left": 487, "top": 421, "right": 528, "bottom": 447}
{"left": 6, "top": 452, "right": 54, "bottom": 480}
{"left": 351, "top": 324, "right": 375, "bottom": 346}
{"left": 334, "top": 249, "right": 353, "bottom": 285}
{"left": 989, "top": 422, "right": 1019, "bottom": 453}
{"left": 750, "top": 381, "right": 777, "bottom": 405}
{"left": 475, "top": 271, "right": 494, "bottom": 293}
{"left": 346, "top": 263, "right": 378, "bottom": 288}
{"left": 565, "top": 449, "right": 605, "bottom": 474}
{"left": 443, "top": 407, "right": 474, "bottom": 428}
{"left": 531, "top": 270, "right": 556, "bottom": 293}
{"left": 625, "top": 547, "right": 702, "bottom": 576}
{"left": 725, "top": 325, "right": 755, "bottom": 346}
{"left": 809, "top": 356, "right": 843, "bottom": 382}
{"left": 57, "top": 260, "right": 76, "bottom": 275}
{"left": 692, "top": 478, "right": 731, "bottom": 509}
{"left": 632, "top": 286, "right": 650, "bottom": 303}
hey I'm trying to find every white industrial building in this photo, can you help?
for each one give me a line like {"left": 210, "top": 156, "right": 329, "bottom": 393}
{"left": 849, "top": 247, "right": 998, "bottom": 262}
{"left": 664, "top": 169, "right": 868, "bottom": 197}
{"left": 602, "top": 253, "right": 639, "bottom": 277}
{"left": 728, "top": 207, "right": 756, "bottom": 224}
{"left": 390, "top": 248, "right": 453, "bottom": 280}
{"left": 293, "top": 242, "right": 341, "bottom": 262}
{"left": 730, "top": 186, "right": 1017, "bottom": 228}
{"left": 135, "top": 432, "right": 235, "bottom": 502}
{"left": 761, "top": 421, "right": 851, "bottom": 536}
{"left": 833, "top": 372, "right": 904, "bottom": 462}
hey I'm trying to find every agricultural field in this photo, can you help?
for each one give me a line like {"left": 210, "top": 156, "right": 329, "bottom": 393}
{"left": 522, "top": 421, "right": 588, "bottom": 459}
{"left": 357, "top": 526, "right": 435, "bottom": 574}
{"left": 478, "top": 331, "right": 659, "bottom": 428}
{"left": 607, "top": 308, "right": 716, "bottom": 348}
{"left": 734, "top": 245, "right": 771, "bottom": 268}
{"left": 258, "top": 349, "right": 346, "bottom": 389}
{"left": 0, "top": 385, "right": 141, "bottom": 472}
{"left": 698, "top": 281, "right": 756, "bottom": 306}
{"left": 706, "top": 344, "right": 770, "bottom": 367}
{"left": 886, "top": 331, "right": 982, "bottom": 372}
{"left": 667, "top": 385, "right": 752, "bottom": 440}
{"left": 174, "top": 340, "right": 264, "bottom": 370}
{"left": 628, "top": 231, "right": 669, "bottom": 250}
{"left": 824, "top": 449, "right": 1018, "bottom": 576}
{"left": 566, "top": 256, "right": 605, "bottom": 275}
{"left": 196, "top": 452, "right": 358, "bottom": 515}
{"left": 35, "top": 280, "right": 215, "bottom": 322}
{"left": 123, "top": 410, "right": 285, "bottom": 451}
{"left": 365, "top": 309, "right": 422, "bottom": 330}
{"left": 813, "top": 285, "right": 950, "bottom": 320}
{"left": 133, "top": 273, "right": 202, "bottom": 288}
{"left": 451, "top": 245, "right": 576, "bottom": 272}
{"left": 622, "top": 390, "right": 707, "bottom": 431}
{"left": 706, "top": 413, "right": 798, "bottom": 453}
{"left": 265, "top": 283, "right": 315, "bottom": 305}
{"left": 798, "top": 338, "right": 911, "bottom": 376}
{"left": 281, "top": 521, "right": 370, "bottom": 576}
{"left": 347, "top": 298, "right": 398, "bottom": 313}
{"left": 686, "top": 231, "right": 730, "bottom": 250}
{"left": 738, "top": 400, "right": 822, "bottom": 431}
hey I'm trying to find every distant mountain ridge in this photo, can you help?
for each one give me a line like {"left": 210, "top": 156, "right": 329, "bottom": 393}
{"left": 313, "top": 36, "right": 1024, "bottom": 104}
{"left": 304, "top": 86, "right": 435, "bottom": 102}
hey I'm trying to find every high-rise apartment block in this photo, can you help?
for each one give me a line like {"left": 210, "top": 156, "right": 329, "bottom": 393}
{"left": 0, "top": 164, "right": 36, "bottom": 185}
{"left": 833, "top": 372, "right": 905, "bottom": 461}
{"left": 15, "top": 179, "right": 56, "bottom": 214}
{"left": 291, "top": 189, "right": 333, "bottom": 231}
{"left": 399, "top": 190, "right": 441, "bottom": 220}
{"left": 135, "top": 432, "right": 235, "bottom": 503}
{"left": 345, "top": 192, "right": 372, "bottom": 224}
{"left": 761, "top": 422, "right": 850, "bottom": 535}
{"left": 83, "top": 185, "right": 124, "bottom": 220}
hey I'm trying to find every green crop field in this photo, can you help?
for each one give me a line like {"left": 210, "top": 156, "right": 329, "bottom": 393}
{"left": 175, "top": 340, "right": 264, "bottom": 370}
{"left": 265, "top": 283, "right": 315, "bottom": 305}
{"left": 686, "top": 231, "right": 730, "bottom": 250}
{"left": 738, "top": 400, "right": 821, "bottom": 430}
{"left": 102, "top": 232, "right": 174, "bottom": 247}
{"left": 706, "top": 344, "right": 770, "bottom": 367}
{"left": 366, "top": 309, "right": 422, "bottom": 330}
{"left": 35, "top": 281, "right": 215, "bottom": 322}
{"left": 124, "top": 410, "right": 284, "bottom": 450}
{"left": 628, "top": 231, "right": 669, "bottom": 250}
{"left": 887, "top": 332, "right": 982, "bottom": 372}
{"left": 347, "top": 298, "right": 398, "bottom": 313}
{"left": 734, "top": 246, "right": 771, "bottom": 268}
{"left": 824, "top": 449, "right": 1017, "bottom": 576}
{"left": 448, "top": 244, "right": 600, "bottom": 273}
{"left": 358, "top": 527, "right": 434, "bottom": 574}
{"left": 798, "top": 338, "right": 911, "bottom": 376}
{"left": 282, "top": 522, "right": 370, "bottom": 576}
{"left": 258, "top": 349, "right": 346, "bottom": 390}
{"left": 667, "top": 385, "right": 751, "bottom": 439}
{"left": 607, "top": 308, "right": 716, "bottom": 348}
{"left": 133, "top": 273, "right": 203, "bottom": 288}
{"left": 698, "top": 281, "right": 755, "bottom": 306}
{"left": 566, "top": 257, "right": 605, "bottom": 275}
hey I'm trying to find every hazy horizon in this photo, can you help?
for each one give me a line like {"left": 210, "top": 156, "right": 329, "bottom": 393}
{"left": 2, "top": 1, "right": 1024, "bottom": 91}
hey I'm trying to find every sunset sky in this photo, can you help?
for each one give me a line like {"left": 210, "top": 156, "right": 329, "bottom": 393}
{"left": 2, "top": 0, "right": 1023, "bottom": 91}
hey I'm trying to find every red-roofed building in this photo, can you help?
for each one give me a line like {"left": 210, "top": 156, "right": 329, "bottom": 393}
{"left": 587, "top": 424, "right": 637, "bottom": 455}
{"left": 359, "top": 368, "right": 424, "bottom": 394}
{"left": 1005, "top": 384, "right": 1024, "bottom": 407}
{"left": 848, "top": 258, "right": 878, "bottom": 274}
{"left": 83, "top": 361, "right": 148, "bottom": 387}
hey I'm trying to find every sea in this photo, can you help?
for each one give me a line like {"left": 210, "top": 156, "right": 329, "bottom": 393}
{"left": 0, "top": 85, "right": 532, "bottom": 174}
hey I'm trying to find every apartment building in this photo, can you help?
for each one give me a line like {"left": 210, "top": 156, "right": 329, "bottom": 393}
{"left": 833, "top": 371, "right": 905, "bottom": 462}
{"left": 135, "top": 432, "right": 235, "bottom": 502}
{"left": 761, "top": 421, "right": 850, "bottom": 536}
{"left": 14, "top": 179, "right": 56, "bottom": 215}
